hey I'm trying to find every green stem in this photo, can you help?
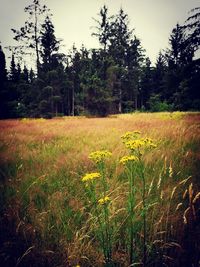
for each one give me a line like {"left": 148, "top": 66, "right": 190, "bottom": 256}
{"left": 140, "top": 158, "right": 147, "bottom": 267}
{"left": 127, "top": 163, "right": 135, "bottom": 265}
{"left": 98, "top": 161, "right": 112, "bottom": 263}
{"left": 104, "top": 204, "right": 112, "bottom": 263}
{"left": 89, "top": 182, "right": 106, "bottom": 257}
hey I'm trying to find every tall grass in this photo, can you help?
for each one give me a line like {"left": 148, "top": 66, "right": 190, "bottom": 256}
{"left": 0, "top": 112, "right": 199, "bottom": 266}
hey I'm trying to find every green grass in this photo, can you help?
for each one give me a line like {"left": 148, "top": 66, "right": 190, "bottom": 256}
{"left": 0, "top": 112, "right": 199, "bottom": 266}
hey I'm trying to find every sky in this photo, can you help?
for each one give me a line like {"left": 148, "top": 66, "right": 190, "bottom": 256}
{"left": 0, "top": 0, "right": 199, "bottom": 67}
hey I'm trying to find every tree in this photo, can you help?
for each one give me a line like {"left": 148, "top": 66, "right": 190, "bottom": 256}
{"left": 152, "top": 52, "right": 167, "bottom": 96}
{"left": 69, "top": 45, "right": 84, "bottom": 116}
{"left": 92, "top": 5, "right": 111, "bottom": 51}
{"left": 168, "top": 24, "right": 194, "bottom": 67}
{"left": 0, "top": 45, "right": 7, "bottom": 84}
{"left": 10, "top": 54, "right": 18, "bottom": 82}
{"left": 140, "top": 57, "right": 153, "bottom": 109}
{"left": 125, "top": 37, "right": 144, "bottom": 110}
{"left": 184, "top": 7, "right": 200, "bottom": 51}
{"left": 0, "top": 45, "right": 8, "bottom": 118}
{"left": 11, "top": 0, "right": 50, "bottom": 72}
{"left": 109, "top": 8, "right": 132, "bottom": 112}
{"left": 40, "top": 16, "right": 60, "bottom": 71}
{"left": 93, "top": 6, "right": 111, "bottom": 84}
{"left": 21, "top": 65, "right": 29, "bottom": 83}
{"left": 91, "top": 6, "right": 145, "bottom": 113}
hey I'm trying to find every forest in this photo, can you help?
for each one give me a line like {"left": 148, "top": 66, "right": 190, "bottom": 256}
{"left": 0, "top": 1, "right": 200, "bottom": 119}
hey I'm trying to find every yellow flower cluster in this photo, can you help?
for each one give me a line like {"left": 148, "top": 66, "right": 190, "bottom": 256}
{"left": 121, "top": 131, "right": 141, "bottom": 142}
{"left": 120, "top": 155, "right": 139, "bottom": 165}
{"left": 89, "top": 150, "right": 112, "bottom": 163}
{"left": 125, "top": 138, "right": 157, "bottom": 151}
{"left": 98, "top": 196, "right": 110, "bottom": 205}
{"left": 82, "top": 172, "right": 101, "bottom": 182}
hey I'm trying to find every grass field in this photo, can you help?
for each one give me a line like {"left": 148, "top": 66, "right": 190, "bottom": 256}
{"left": 0, "top": 112, "right": 200, "bottom": 267}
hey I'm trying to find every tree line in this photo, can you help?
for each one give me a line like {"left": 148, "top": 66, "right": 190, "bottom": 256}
{"left": 0, "top": 1, "right": 199, "bottom": 118}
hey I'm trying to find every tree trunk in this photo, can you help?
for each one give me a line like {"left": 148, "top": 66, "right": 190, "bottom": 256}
{"left": 34, "top": 3, "right": 40, "bottom": 74}
{"left": 135, "top": 94, "right": 138, "bottom": 110}
{"left": 71, "top": 84, "right": 75, "bottom": 116}
{"left": 118, "top": 81, "right": 122, "bottom": 113}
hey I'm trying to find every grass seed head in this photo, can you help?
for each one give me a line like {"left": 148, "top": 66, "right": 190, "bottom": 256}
{"left": 193, "top": 192, "right": 200, "bottom": 204}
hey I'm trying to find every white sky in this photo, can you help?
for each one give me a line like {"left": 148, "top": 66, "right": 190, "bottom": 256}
{"left": 0, "top": 0, "right": 199, "bottom": 67}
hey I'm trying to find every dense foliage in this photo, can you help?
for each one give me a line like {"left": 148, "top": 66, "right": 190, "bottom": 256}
{"left": 0, "top": 1, "right": 199, "bottom": 118}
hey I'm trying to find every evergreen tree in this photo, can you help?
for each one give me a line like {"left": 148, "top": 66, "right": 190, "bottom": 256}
{"left": 140, "top": 57, "right": 153, "bottom": 109}
{"left": 40, "top": 16, "right": 60, "bottom": 71}
{"left": 92, "top": 6, "right": 145, "bottom": 114}
{"left": 153, "top": 52, "right": 167, "bottom": 96}
{"left": 21, "top": 65, "right": 29, "bottom": 83}
{"left": 82, "top": 49, "right": 113, "bottom": 116}
{"left": 184, "top": 7, "right": 200, "bottom": 51}
{"left": 109, "top": 9, "right": 132, "bottom": 112}
{"left": 11, "top": 0, "right": 50, "bottom": 72}
{"left": 0, "top": 45, "right": 7, "bottom": 84}
{"left": 16, "top": 63, "right": 21, "bottom": 81}
{"left": 92, "top": 5, "right": 111, "bottom": 51}
{"left": 164, "top": 24, "right": 196, "bottom": 108}
{"left": 10, "top": 54, "right": 18, "bottom": 82}
{"left": 0, "top": 45, "right": 8, "bottom": 118}
{"left": 168, "top": 24, "right": 194, "bottom": 67}
{"left": 93, "top": 6, "right": 111, "bottom": 85}
{"left": 125, "top": 37, "right": 144, "bottom": 110}
{"left": 36, "top": 15, "right": 66, "bottom": 118}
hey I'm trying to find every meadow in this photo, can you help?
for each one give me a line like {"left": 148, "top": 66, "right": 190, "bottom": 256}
{"left": 0, "top": 112, "right": 200, "bottom": 267}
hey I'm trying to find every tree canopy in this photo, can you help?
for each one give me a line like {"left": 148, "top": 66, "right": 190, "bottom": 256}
{"left": 0, "top": 1, "right": 199, "bottom": 119}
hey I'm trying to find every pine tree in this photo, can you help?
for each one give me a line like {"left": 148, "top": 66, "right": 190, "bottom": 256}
{"left": 10, "top": 54, "right": 18, "bottom": 82}
{"left": 0, "top": 45, "right": 7, "bottom": 84}
{"left": 91, "top": 6, "right": 145, "bottom": 113}
{"left": 40, "top": 16, "right": 60, "bottom": 71}
{"left": 29, "top": 68, "right": 35, "bottom": 83}
{"left": 92, "top": 5, "right": 113, "bottom": 113}
{"left": 163, "top": 24, "right": 195, "bottom": 107}
{"left": 69, "top": 45, "right": 81, "bottom": 116}
{"left": 125, "top": 37, "right": 144, "bottom": 110}
{"left": 184, "top": 7, "right": 200, "bottom": 51}
{"left": 153, "top": 52, "right": 166, "bottom": 95}
{"left": 109, "top": 8, "right": 133, "bottom": 112}
{"left": 21, "top": 65, "right": 29, "bottom": 83}
{"left": 140, "top": 57, "right": 153, "bottom": 109}
{"left": 92, "top": 5, "right": 111, "bottom": 51}
{"left": 168, "top": 24, "right": 194, "bottom": 67}
{"left": 11, "top": 0, "right": 50, "bottom": 72}
{"left": 0, "top": 45, "right": 8, "bottom": 118}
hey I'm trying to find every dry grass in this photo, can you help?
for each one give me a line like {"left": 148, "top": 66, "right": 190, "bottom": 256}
{"left": 0, "top": 112, "right": 200, "bottom": 266}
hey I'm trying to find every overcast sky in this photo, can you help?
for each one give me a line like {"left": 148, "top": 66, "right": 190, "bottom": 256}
{"left": 0, "top": 0, "right": 199, "bottom": 67}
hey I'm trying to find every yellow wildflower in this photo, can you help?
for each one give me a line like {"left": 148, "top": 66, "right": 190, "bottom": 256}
{"left": 120, "top": 155, "right": 139, "bottom": 165}
{"left": 82, "top": 172, "right": 101, "bottom": 182}
{"left": 125, "top": 138, "right": 157, "bottom": 151}
{"left": 98, "top": 196, "right": 110, "bottom": 205}
{"left": 121, "top": 131, "right": 141, "bottom": 141}
{"left": 89, "top": 150, "right": 112, "bottom": 163}
{"left": 125, "top": 139, "right": 145, "bottom": 150}
{"left": 143, "top": 138, "right": 157, "bottom": 148}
